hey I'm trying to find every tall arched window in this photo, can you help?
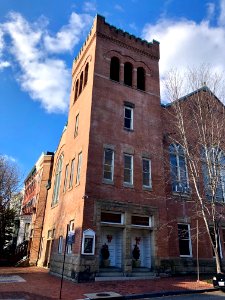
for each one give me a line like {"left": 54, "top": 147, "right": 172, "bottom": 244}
{"left": 203, "top": 147, "right": 225, "bottom": 201}
{"left": 137, "top": 67, "right": 145, "bottom": 91}
{"left": 110, "top": 57, "right": 120, "bottom": 82}
{"left": 84, "top": 63, "right": 89, "bottom": 86}
{"left": 169, "top": 144, "right": 189, "bottom": 193}
{"left": 79, "top": 72, "right": 83, "bottom": 95}
{"left": 52, "top": 154, "right": 63, "bottom": 206}
{"left": 74, "top": 79, "right": 79, "bottom": 102}
{"left": 124, "top": 62, "right": 133, "bottom": 87}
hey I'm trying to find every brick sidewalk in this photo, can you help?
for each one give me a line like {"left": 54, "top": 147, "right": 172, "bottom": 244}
{"left": 0, "top": 267, "right": 213, "bottom": 300}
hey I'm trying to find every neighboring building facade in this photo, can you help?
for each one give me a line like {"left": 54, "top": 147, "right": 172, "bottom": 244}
{"left": 17, "top": 152, "right": 54, "bottom": 265}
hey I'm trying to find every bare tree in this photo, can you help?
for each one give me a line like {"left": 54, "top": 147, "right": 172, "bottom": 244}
{"left": 164, "top": 65, "right": 225, "bottom": 274}
{"left": 0, "top": 155, "right": 20, "bottom": 256}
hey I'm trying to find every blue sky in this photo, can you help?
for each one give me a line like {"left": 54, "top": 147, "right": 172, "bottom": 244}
{"left": 0, "top": 0, "right": 224, "bottom": 182}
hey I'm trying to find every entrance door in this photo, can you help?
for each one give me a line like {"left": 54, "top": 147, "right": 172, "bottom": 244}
{"left": 131, "top": 230, "right": 151, "bottom": 268}
{"left": 100, "top": 228, "right": 122, "bottom": 268}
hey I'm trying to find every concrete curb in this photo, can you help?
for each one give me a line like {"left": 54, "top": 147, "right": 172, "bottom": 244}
{"left": 124, "top": 288, "right": 218, "bottom": 299}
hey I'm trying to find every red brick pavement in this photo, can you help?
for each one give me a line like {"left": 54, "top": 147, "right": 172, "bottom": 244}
{"left": 0, "top": 267, "right": 213, "bottom": 300}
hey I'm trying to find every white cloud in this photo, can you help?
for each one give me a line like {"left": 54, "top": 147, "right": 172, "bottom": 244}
{"left": 206, "top": 2, "right": 215, "bottom": 21}
{"left": 142, "top": 0, "right": 225, "bottom": 98}
{"left": 83, "top": 1, "right": 97, "bottom": 13}
{"left": 2, "top": 154, "right": 17, "bottom": 163}
{"left": 219, "top": 0, "right": 225, "bottom": 26}
{"left": 44, "top": 12, "right": 92, "bottom": 53}
{"left": 1, "top": 11, "right": 91, "bottom": 113}
{"left": 115, "top": 4, "right": 124, "bottom": 12}
{"left": 0, "top": 28, "right": 10, "bottom": 69}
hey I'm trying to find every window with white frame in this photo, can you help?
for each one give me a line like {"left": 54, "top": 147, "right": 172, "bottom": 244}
{"left": 67, "top": 220, "right": 74, "bottom": 254}
{"left": 76, "top": 152, "right": 82, "bottom": 185}
{"left": 142, "top": 158, "right": 151, "bottom": 188}
{"left": 124, "top": 106, "right": 133, "bottom": 130}
{"left": 81, "top": 229, "right": 95, "bottom": 255}
{"left": 169, "top": 144, "right": 189, "bottom": 194}
{"left": 52, "top": 154, "right": 63, "bottom": 206}
{"left": 124, "top": 154, "right": 133, "bottom": 185}
{"left": 178, "top": 223, "right": 192, "bottom": 257}
{"left": 202, "top": 148, "right": 225, "bottom": 202}
{"left": 69, "top": 159, "right": 75, "bottom": 189}
{"left": 74, "top": 114, "right": 79, "bottom": 137}
{"left": 58, "top": 236, "right": 63, "bottom": 254}
{"left": 63, "top": 164, "right": 69, "bottom": 192}
{"left": 103, "top": 148, "right": 114, "bottom": 182}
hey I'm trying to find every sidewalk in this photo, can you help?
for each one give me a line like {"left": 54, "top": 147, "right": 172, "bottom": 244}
{"left": 0, "top": 266, "right": 214, "bottom": 300}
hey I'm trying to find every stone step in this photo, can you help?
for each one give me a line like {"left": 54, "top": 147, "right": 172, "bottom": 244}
{"left": 132, "top": 267, "right": 151, "bottom": 272}
{"left": 99, "top": 267, "right": 122, "bottom": 273}
{"left": 130, "top": 272, "right": 156, "bottom": 278}
{"left": 97, "top": 272, "right": 124, "bottom": 277}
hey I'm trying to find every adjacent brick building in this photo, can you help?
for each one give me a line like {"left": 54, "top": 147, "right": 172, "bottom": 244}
{"left": 18, "top": 152, "right": 54, "bottom": 265}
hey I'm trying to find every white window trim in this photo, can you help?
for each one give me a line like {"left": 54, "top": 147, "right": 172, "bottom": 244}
{"left": 124, "top": 106, "right": 133, "bottom": 130}
{"left": 81, "top": 229, "right": 95, "bottom": 255}
{"left": 124, "top": 154, "right": 133, "bottom": 185}
{"left": 67, "top": 220, "right": 74, "bottom": 254}
{"left": 178, "top": 223, "right": 192, "bottom": 257}
{"left": 103, "top": 148, "right": 114, "bottom": 182}
{"left": 170, "top": 144, "right": 189, "bottom": 194}
{"left": 76, "top": 152, "right": 82, "bottom": 185}
{"left": 142, "top": 158, "right": 152, "bottom": 188}
{"left": 63, "top": 164, "right": 69, "bottom": 192}
{"left": 69, "top": 159, "right": 75, "bottom": 189}
{"left": 74, "top": 113, "right": 79, "bottom": 137}
{"left": 58, "top": 236, "right": 63, "bottom": 254}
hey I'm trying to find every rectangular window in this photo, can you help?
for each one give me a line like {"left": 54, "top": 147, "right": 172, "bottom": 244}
{"left": 67, "top": 220, "right": 74, "bottom": 254}
{"left": 124, "top": 106, "right": 133, "bottom": 130}
{"left": 58, "top": 236, "right": 63, "bottom": 254}
{"left": 47, "top": 230, "right": 52, "bottom": 239}
{"left": 76, "top": 152, "right": 82, "bottom": 185}
{"left": 124, "top": 154, "right": 133, "bottom": 185}
{"left": 103, "top": 149, "right": 114, "bottom": 182}
{"left": 178, "top": 224, "right": 192, "bottom": 257}
{"left": 69, "top": 159, "right": 75, "bottom": 189}
{"left": 169, "top": 145, "right": 189, "bottom": 194}
{"left": 74, "top": 113, "right": 79, "bottom": 137}
{"left": 142, "top": 158, "right": 151, "bottom": 188}
{"left": 101, "top": 212, "right": 123, "bottom": 224}
{"left": 63, "top": 164, "right": 69, "bottom": 192}
{"left": 131, "top": 215, "right": 152, "bottom": 227}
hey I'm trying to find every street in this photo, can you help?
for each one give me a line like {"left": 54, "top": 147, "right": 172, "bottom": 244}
{"left": 142, "top": 290, "right": 225, "bottom": 299}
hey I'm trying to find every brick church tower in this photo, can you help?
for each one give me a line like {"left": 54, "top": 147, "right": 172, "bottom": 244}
{"left": 39, "top": 15, "right": 169, "bottom": 281}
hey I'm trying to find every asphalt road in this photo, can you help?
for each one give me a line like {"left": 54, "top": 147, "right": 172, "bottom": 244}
{"left": 141, "top": 290, "right": 225, "bottom": 299}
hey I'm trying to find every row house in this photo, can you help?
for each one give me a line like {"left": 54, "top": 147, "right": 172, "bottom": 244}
{"left": 17, "top": 152, "right": 54, "bottom": 265}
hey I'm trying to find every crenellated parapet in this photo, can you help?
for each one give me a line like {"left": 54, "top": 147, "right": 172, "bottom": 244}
{"left": 72, "top": 14, "right": 159, "bottom": 75}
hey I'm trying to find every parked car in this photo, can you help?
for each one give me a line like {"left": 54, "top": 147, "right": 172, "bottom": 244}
{"left": 213, "top": 273, "right": 225, "bottom": 290}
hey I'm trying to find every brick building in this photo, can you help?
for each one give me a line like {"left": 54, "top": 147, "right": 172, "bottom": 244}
{"left": 34, "top": 15, "right": 225, "bottom": 281}
{"left": 18, "top": 152, "right": 54, "bottom": 265}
